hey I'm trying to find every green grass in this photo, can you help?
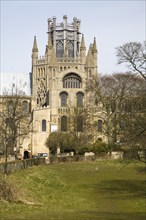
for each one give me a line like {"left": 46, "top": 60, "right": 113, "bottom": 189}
{"left": 0, "top": 160, "right": 146, "bottom": 220}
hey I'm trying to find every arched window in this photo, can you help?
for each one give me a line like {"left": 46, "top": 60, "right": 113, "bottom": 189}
{"left": 46, "top": 91, "right": 49, "bottom": 106}
{"left": 77, "top": 92, "right": 84, "bottom": 107}
{"left": 63, "top": 73, "right": 81, "bottom": 88}
{"left": 8, "top": 101, "right": 13, "bottom": 113}
{"left": 22, "top": 101, "right": 28, "bottom": 114}
{"left": 61, "top": 116, "right": 67, "bottom": 131}
{"left": 60, "top": 92, "right": 68, "bottom": 107}
{"left": 68, "top": 41, "right": 74, "bottom": 58}
{"left": 97, "top": 120, "right": 102, "bottom": 132}
{"left": 42, "top": 119, "right": 46, "bottom": 132}
{"left": 56, "top": 41, "right": 64, "bottom": 58}
{"left": 77, "top": 116, "right": 83, "bottom": 132}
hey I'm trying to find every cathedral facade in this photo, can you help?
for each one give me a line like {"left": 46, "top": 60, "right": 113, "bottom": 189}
{"left": 30, "top": 15, "right": 107, "bottom": 156}
{"left": 0, "top": 16, "right": 107, "bottom": 157}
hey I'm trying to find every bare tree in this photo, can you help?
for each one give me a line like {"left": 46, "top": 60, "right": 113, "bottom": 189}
{"left": 115, "top": 41, "right": 146, "bottom": 80}
{"left": 86, "top": 73, "right": 141, "bottom": 147}
{"left": 0, "top": 88, "right": 32, "bottom": 173}
{"left": 120, "top": 77, "right": 146, "bottom": 162}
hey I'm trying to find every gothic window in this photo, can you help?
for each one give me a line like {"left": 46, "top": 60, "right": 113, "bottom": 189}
{"left": 63, "top": 73, "right": 81, "bottom": 88}
{"left": 97, "top": 120, "right": 102, "bottom": 132}
{"left": 8, "top": 101, "right": 13, "bottom": 113}
{"left": 56, "top": 41, "right": 64, "bottom": 58}
{"left": 42, "top": 119, "right": 46, "bottom": 132}
{"left": 60, "top": 92, "right": 68, "bottom": 107}
{"left": 77, "top": 116, "right": 83, "bottom": 132}
{"left": 22, "top": 101, "right": 28, "bottom": 114}
{"left": 61, "top": 116, "right": 67, "bottom": 131}
{"left": 37, "top": 80, "right": 47, "bottom": 107}
{"left": 77, "top": 92, "right": 84, "bottom": 107}
{"left": 68, "top": 41, "right": 74, "bottom": 58}
{"left": 46, "top": 91, "right": 49, "bottom": 106}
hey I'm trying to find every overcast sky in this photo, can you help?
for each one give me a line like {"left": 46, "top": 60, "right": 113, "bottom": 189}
{"left": 1, "top": 0, "right": 145, "bottom": 75}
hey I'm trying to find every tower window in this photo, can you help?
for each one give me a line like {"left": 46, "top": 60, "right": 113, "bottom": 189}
{"left": 77, "top": 116, "right": 83, "bottom": 132}
{"left": 61, "top": 116, "right": 67, "bottom": 131}
{"left": 22, "top": 101, "right": 28, "bottom": 114}
{"left": 63, "top": 73, "right": 81, "bottom": 88}
{"left": 56, "top": 41, "right": 64, "bottom": 58}
{"left": 97, "top": 120, "right": 102, "bottom": 132}
{"left": 68, "top": 41, "right": 74, "bottom": 58}
{"left": 60, "top": 92, "right": 68, "bottom": 107}
{"left": 77, "top": 92, "right": 84, "bottom": 107}
{"left": 42, "top": 119, "right": 46, "bottom": 132}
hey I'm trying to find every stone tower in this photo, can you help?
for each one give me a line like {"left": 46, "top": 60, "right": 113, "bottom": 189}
{"left": 31, "top": 16, "right": 98, "bottom": 155}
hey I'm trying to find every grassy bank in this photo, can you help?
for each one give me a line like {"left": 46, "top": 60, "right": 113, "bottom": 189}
{"left": 0, "top": 160, "right": 146, "bottom": 220}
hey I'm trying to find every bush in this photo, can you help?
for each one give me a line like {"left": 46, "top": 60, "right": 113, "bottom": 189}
{"left": 0, "top": 176, "right": 24, "bottom": 202}
{"left": 78, "top": 145, "right": 93, "bottom": 155}
{"left": 46, "top": 132, "right": 75, "bottom": 154}
{"left": 78, "top": 141, "right": 110, "bottom": 154}
{"left": 92, "top": 140, "right": 108, "bottom": 154}
{"left": 108, "top": 143, "right": 122, "bottom": 152}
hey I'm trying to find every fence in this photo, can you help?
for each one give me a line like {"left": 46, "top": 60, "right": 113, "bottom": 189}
{"left": 0, "top": 151, "right": 124, "bottom": 174}
{"left": 0, "top": 157, "right": 45, "bottom": 174}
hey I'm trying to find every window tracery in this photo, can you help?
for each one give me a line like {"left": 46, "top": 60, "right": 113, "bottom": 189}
{"left": 37, "top": 79, "right": 47, "bottom": 107}
{"left": 63, "top": 73, "right": 81, "bottom": 88}
{"left": 56, "top": 41, "right": 64, "bottom": 58}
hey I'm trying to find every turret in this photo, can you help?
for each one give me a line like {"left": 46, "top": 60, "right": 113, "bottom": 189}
{"left": 80, "top": 34, "right": 86, "bottom": 64}
{"left": 85, "top": 44, "right": 94, "bottom": 67}
{"left": 47, "top": 35, "right": 53, "bottom": 63}
{"left": 32, "top": 36, "right": 38, "bottom": 64}
{"left": 93, "top": 37, "right": 98, "bottom": 67}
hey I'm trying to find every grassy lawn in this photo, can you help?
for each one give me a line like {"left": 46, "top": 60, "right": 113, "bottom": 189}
{"left": 0, "top": 160, "right": 146, "bottom": 220}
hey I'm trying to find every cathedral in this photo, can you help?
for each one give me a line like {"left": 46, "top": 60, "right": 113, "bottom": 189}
{"left": 1, "top": 16, "right": 107, "bottom": 157}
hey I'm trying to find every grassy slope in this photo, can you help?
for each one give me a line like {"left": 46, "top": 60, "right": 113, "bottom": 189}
{"left": 0, "top": 160, "right": 146, "bottom": 220}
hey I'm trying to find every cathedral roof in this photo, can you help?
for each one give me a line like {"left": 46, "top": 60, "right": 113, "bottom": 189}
{"left": 0, "top": 72, "right": 31, "bottom": 96}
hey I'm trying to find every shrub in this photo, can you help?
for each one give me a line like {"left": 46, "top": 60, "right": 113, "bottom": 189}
{"left": 92, "top": 140, "right": 108, "bottom": 154}
{"left": 0, "top": 176, "right": 24, "bottom": 202}
{"left": 78, "top": 145, "right": 93, "bottom": 155}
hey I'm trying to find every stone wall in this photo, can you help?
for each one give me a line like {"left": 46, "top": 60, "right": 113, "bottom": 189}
{"left": 50, "top": 152, "right": 123, "bottom": 164}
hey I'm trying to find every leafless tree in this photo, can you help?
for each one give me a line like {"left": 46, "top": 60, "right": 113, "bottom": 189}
{"left": 86, "top": 73, "right": 143, "bottom": 147}
{"left": 115, "top": 41, "right": 146, "bottom": 80}
{"left": 0, "top": 88, "right": 32, "bottom": 173}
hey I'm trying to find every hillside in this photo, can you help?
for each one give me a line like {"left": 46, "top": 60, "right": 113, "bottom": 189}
{"left": 0, "top": 160, "right": 146, "bottom": 220}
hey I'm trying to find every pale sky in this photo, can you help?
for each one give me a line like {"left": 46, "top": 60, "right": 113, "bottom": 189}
{"left": 1, "top": 0, "right": 145, "bottom": 75}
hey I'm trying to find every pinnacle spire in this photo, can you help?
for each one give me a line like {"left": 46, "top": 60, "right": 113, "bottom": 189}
{"left": 93, "top": 37, "right": 97, "bottom": 52}
{"left": 85, "top": 44, "right": 94, "bottom": 66}
{"left": 32, "top": 36, "right": 38, "bottom": 53}
{"left": 48, "top": 35, "right": 53, "bottom": 49}
{"left": 80, "top": 34, "right": 86, "bottom": 50}
{"left": 50, "top": 46, "right": 57, "bottom": 65}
